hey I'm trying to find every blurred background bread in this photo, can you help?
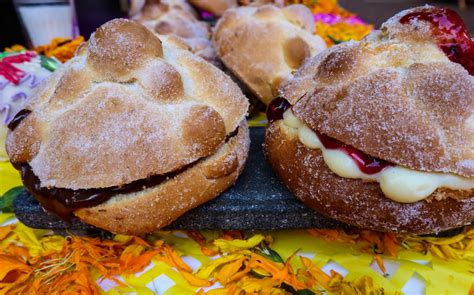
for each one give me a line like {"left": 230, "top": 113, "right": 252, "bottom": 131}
{"left": 213, "top": 4, "right": 326, "bottom": 105}
{"left": 188, "top": 0, "right": 237, "bottom": 16}
{"left": 130, "top": 0, "right": 219, "bottom": 65}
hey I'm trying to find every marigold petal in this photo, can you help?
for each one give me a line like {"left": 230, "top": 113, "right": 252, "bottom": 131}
{"left": 0, "top": 225, "right": 14, "bottom": 241}
{"left": 216, "top": 257, "right": 246, "bottom": 284}
{"left": 214, "top": 235, "right": 265, "bottom": 253}
{"left": 0, "top": 254, "right": 31, "bottom": 281}
{"left": 196, "top": 254, "right": 244, "bottom": 279}
{"left": 180, "top": 271, "right": 213, "bottom": 287}
{"left": 374, "top": 255, "right": 386, "bottom": 274}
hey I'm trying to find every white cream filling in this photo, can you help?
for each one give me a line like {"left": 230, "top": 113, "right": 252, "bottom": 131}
{"left": 282, "top": 109, "right": 474, "bottom": 203}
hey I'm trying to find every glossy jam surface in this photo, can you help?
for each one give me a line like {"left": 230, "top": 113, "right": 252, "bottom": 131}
{"left": 267, "top": 97, "right": 291, "bottom": 122}
{"left": 316, "top": 131, "right": 393, "bottom": 175}
{"left": 400, "top": 7, "right": 474, "bottom": 75}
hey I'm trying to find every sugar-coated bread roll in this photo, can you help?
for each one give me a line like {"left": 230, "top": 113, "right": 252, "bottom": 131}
{"left": 213, "top": 4, "right": 326, "bottom": 105}
{"left": 133, "top": 0, "right": 207, "bottom": 39}
{"left": 6, "top": 19, "right": 250, "bottom": 235}
{"left": 264, "top": 6, "right": 473, "bottom": 234}
{"left": 132, "top": 0, "right": 219, "bottom": 65}
{"left": 188, "top": 0, "right": 237, "bottom": 16}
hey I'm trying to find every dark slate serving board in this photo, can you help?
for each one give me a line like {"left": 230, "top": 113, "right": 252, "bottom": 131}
{"left": 14, "top": 127, "right": 347, "bottom": 233}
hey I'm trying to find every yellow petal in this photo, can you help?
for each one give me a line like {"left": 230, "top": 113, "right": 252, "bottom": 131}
{"left": 180, "top": 271, "right": 213, "bottom": 287}
{"left": 216, "top": 257, "right": 245, "bottom": 284}
{"left": 195, "top": 254, "right": 244, "bottom": 279}
{"left": 0, "top": 225, "right": 14, "bottom": 241}
{"left": 0, "top": 213, "right": 15, "bottom": 225}
{"left": 214, "top": 234, "right": 265, "bottom": 253}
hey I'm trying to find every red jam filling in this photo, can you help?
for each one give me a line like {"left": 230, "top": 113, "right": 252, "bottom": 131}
{"left": 267, "top": 97, "right": 393, "bottom": 175}
{"left": 0, "top": 52, "right": 36, "bottom": 85}
{"left": 267, "top": 97, "right": 291, "bottom": 122}
{"left": 399, "top": 7, "right": 474, "bottom": 75}
{"left": 315, "top": 131, "right": 393, "bottom": 174}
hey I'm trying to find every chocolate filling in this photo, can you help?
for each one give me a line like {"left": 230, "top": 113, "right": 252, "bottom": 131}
{"left": 17, "top": 127, "right": 239, "bottom": 221}
{"left": 7, "top": 109, "right": 31, "bottom": 131}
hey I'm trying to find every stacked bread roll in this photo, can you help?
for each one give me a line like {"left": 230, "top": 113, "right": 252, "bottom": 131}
{"left": 131, "top": 0, "right": 217, "bottom": 64}
{"left": 213, "top": 4, "right": 326, "bottom": 105}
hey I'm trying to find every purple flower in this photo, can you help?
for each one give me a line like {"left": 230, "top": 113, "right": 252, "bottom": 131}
{"left": 345, "top": 16, "right": 368, "bottom": 25}
{"left": 0, "top": 80, "right": 8, "bottom": 90}
{"left": 0, "top": 103, "right": 11, "bottom": 125}
{"left": 11, "top": 92, "right": 27, "bottom": 102}
{"left": 313, "top": 13, "right": 369, "bottom": 26}
{"left": 313, "top": 13, "right": 340, "bottom": 25}
{"left": 200, "top": 11, "right": 215, "bottom": 19}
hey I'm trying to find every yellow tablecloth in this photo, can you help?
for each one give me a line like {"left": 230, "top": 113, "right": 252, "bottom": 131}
{"left": 1, "top": 161, "right": 473, "bottom": 294}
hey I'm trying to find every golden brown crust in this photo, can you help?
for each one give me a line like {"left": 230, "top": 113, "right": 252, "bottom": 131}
{"left": 213, "top": 4, "right": 326, "bottom": 105}
{"left": 6, "top": 114, "right": 41, "bottom": 165}
{"left": 140, "top": 6, "right": 208, "bottom": 39}
{"left": 6, "top": 19, "right": 248, "bottom": 190}
{"left": 88, "top": 19, "right": 163, "bottom": 81}
{"left": 188, "top": 0, "right": 237, "bottom": 16}
{"left": 164, "top": 41, "right": 249, "bottom": 132}
{"left": 131, "top": 0, "right": 217, "bottom": 64}
{"left": 133, "top": 0, "right": 199, "bottom": 24}
{"left": 280, "top": 6, "right": 473, "bottom": 177}
{"left": 75, "top": 120, "right": 250, "bottom": 235}
{"left": 159, "top": 34, "right": 220, "bottom": 68}
{"left": 264, "top": 121, "right": 473, "bottom": 234}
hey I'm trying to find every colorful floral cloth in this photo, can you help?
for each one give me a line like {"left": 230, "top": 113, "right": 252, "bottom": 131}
{"left": 1, "top": 161, "right": 473, "bottom": 294}
{"left": 6, "top": 36, "right": 84, "bottom": 64}
{"left": 287, "top": 0, "right": 373, "bottom": 46}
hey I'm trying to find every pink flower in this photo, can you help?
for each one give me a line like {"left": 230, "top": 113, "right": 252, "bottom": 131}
{"left": 200, "top": 11, "right": 215, "bottom": 19}
{"left": 345, "top": 16, "right": 368, "bottom": 25}
{"left": 313, "top": 13, "right": 369, "bottom": 26}
{"left": 313, "top": 13, "right": 341, "bottom": 25}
